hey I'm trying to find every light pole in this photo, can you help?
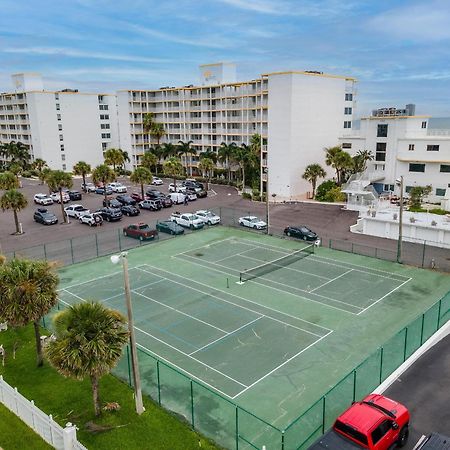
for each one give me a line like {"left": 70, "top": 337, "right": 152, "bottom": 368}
{"left": 111, "top": 252, "right": 144, "bottom": 414}
{"left": 264, "top": 168, "right": 269, "bottom": 234}
{"left": 396, "top": 176, "right": 404, "bottom": 264}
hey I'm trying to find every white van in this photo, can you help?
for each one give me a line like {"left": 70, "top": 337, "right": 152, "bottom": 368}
{"left": 169, "top": 192, "right": 186, "bottom": 204}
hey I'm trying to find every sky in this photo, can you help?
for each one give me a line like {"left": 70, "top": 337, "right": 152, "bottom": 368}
{"left": 1, "top": 0, "right": 450, "bottom": 117}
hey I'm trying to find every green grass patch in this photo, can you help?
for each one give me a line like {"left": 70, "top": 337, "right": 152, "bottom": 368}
{"left": 0, "top": 325, "right": 220, "bottom": 450}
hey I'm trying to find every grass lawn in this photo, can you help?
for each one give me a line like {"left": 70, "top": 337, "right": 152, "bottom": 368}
{"left": 0, "top": 325, "right": 221, "bottom": 450}
{"left": 0, "top": 402, "right": 53, "bottom": 450}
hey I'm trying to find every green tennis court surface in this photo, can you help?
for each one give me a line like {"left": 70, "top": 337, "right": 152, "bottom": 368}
{"left": 55, "top": 226, "right": 450, "bottom": 446}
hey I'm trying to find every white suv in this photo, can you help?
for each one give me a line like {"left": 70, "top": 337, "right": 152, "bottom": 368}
{"left": 51, "top": 192, "right": 70, "bottom": 203}
{"left": 79, "top": 213, "right": 103, "bottom": 226}
{"left": 195, "top": 210, "right": 221, "bottom": 225}
{"left": 64, "top": 204, "right": 90, "bottom": 218}
{"left": 107, "top": 182, "right": 127, "bottom": 193}
{"left": 34, "top": 193, "right": 53, "bottom": 205}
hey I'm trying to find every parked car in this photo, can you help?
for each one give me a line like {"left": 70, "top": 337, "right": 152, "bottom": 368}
{"left": 168, "top": 192, "right": 186, "bottom": 205}
{"left": 151, "top": 176, "right": 163, "bottom": 185}
{"left": 64, "top": 204, "right": 90, "bottom": 219}
{"left": 103, "top": 197, "right": 122, "bottom": 208}
{"left": 121, "top": 204, "right": 140, "bottom": 217}
{"left": 116, "top": 194, "right": 137, "bottom": 206}
{"left": 238, "top": 216, "right": 267, "bottom": 230}
{"left": 130, "top": 192, "right": 144, "bottom": 202}
{"left": 81, "top": 182, "right": 96, "bottom": 193}
{"left": 123, "top": 223, "right": 158, "bottom": 241}
{"left": 156, "top": 220, "right": 184, "bottom": 235}
{"left": 107, "top": 182, "right": 127, "bottom": 193}
{"left": 95, "top": 186, "right": 113, "bottom": 195}
{"left": 284, "top": 225, "right": 319, "bottom": 242}
{"left": 51, "top": 192, "right": 70, "bottom": 203}
{"left": 33, "top": 193, "right": 53, "bottom": 206}
{"left": 195, "top": 210, "right": 220, "bottom": 225}
{"left": 193, "top": 188, "right": 207, "bottom": 198}
{"left": 79, "top": 213, "right": 103, "bottom": 226}
{"left": 146, "top": 190, "right": 172, "bottom": 207}
{"left": 308, "top": 394, "right": 410, "bottom": 450}
{"left": 159, "top": 195, "right": 173, "bottom": 208}
{"left": 170, "top": 212, "right": 204, "bottom": 229}
{"left": 33, "top": 208, "right": 58, "bottom": 225}
{"left": 185, "top": 190, "right": 198, "bottom": 201}
{"left": 139, "top": 199, "right": 162, "bottom": 211}
{"left": 183, "top": 180, "right": 204, "bottom": 193}
{"left": 67, "top": 190, "right": 82, "bottom": 201}
{"left": 169, "top": 183, "right": 187, "bottom": 193}
{"left": 96, "top": 207, "right": 123, "bottom": 222}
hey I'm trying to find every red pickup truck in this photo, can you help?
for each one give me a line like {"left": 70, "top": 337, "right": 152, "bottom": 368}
{"left": 309, "top": 394, "right": 410, "bottom": 450}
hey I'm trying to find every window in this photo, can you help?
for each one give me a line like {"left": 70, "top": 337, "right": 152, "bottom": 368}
{"left": 376, "top": 142, "right": 387, "bottom": 161}
{"left": 59, "top": 134, "right": 63, "bottom": 141}
{"left": 101, "top": 133, "right": 111, "bottom": 139}
{"left": 334, "top": 421, "right": 368, "bottom": 446}
{"left": 100, "top": 123, "right": 110, "bottom": 129}
{"left": 61, "top": 154, "right": 65, "bottom": 161}
{"left": 383, "top": 184, "right": 395, "bottom": 192}
{"left": 344, "top": 107, "right": 352, "bottom": 115}
{"left": 58, "top": 124, "right": 62, "bottom": 131}
{"left": 421, "top": 121, "right": 427, "bottom": 129}
{"left": 100, "top": 114, "right": 109, "bottom": 120}
{"left": 55, "top": 93, "right": 59, "bottom": 100}
{"left": 440, "top": 164, "right": 450, "bottom": 173}
{"left": 371, "top": 420, "right": 392, "bottom": 445}
{"left": 102, "top": 142, "right": 107, "bottom": 150}
{"left": 341, "top": 143, "right": 352, "bottom": 149}
{"left": 409, "top": 163, "right": 425, "bottom": 172}
{"left": 60, "top": 144, "right": 64, "bottom": 151}
{"left": 99, "top": 104, "right": 109, "bottom": 110}
{"left": 427, "top": 144, "right": 439, "bottom": 151}
{"left": 345, "top": 93, "right": 353, "bottom": 101}
{"left": 62, "top": 164, "right": 66, "bottom": 170}
{"left": 344, "top": 121, "right": 352, "bottom": 129}
{"left": 56, "top": 104, "right": 60, "bottom": 111}
{"left": 377, "top": 124, "right": 388, "bottom": 137}
{"left": 436, "top": 188, "right": 446, "bottom": 196}
{"left": 57, "top": 114, "right": 61, "bottom": 121}
{"left": 408, "top": 144, "right": 415, "bottom": 151}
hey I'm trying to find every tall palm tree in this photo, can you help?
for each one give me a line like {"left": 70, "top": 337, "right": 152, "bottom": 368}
{"left": 177, "top": 140, "right": 195, "bottom": 176}
{"left": 325, "top": 146, "right": 343, "bottom": 184}
{"left": 92, "top": 164, "right": 116, "bottom": 206}
{"left": 335, "top": 151, "right": 354, "bottom": 185}
{"left": 352, "top": 149, "right": 374, "bottom": 174}
{"left": 142, "top": 112, "right": 155, "bottom": 141}
{"left": 198, "top": 157, "right": 215, "bottom": 191}
{"left": 0, "top": 189, "right": 27, "bottom": 234}
{"left": 8, "top": 163, "right": 23, "bottom": 186}
{"left": 140, "top": 152, "right": 158, "bottom": 174}
{"left": 163, "top": 157, "right": 183, "bottom": 192}
{"left": 0, "top": 141, "right": 31, "bottom": 169}
{"left": 130, "top": 166, "right": 153, "bottom": 201}
{"left": 0, "top": 171, "right": 19, "bottom": 190}
{"left": 218, "top": 142, "right": 237, "bottom": 182}
{"left": 233, "top": 144, "right": 256, "bottom": 190}
{"left": 104, "top": 148, "right": 125, "bottom": 175}
{"left": 250, "top": 133, "right": 262, "bottom": 158}
{"left": 46, "top": 170, "right": 73, "bottom": 223}
{"left": 45, "top": 301, "right": 129, "bottom": 416}
{"left": 41, "top": 167, "right": 52, "bottom": 193}
{"left": 160, "top": 143, "right": 178, "bottom": 161}
{"left": 151, "top": 123, "right": 166, "bottom": 147}
{"left": 73, "top": 161, "right": 91, "bottom": 188}
{"left": 32, "top": 159, "right": 48, "bottom": 184}
{"left": 200, "top": 150, "right": 218, "bottom": 164}
{"left": 302, "top": 164, "right": 327, "bottom": 198}
{"left": 119, "top": 149, "right": 130, "bottom": 170}
{"left": 0, "top": 258, "right": 59, "bottom": 367}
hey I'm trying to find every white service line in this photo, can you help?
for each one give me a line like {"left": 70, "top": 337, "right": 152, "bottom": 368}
{"left": 213, "top": 246, "right": 270, "bottom": 264}
{"left": 310, "top": 269, "right": 353, "bottom": 292}
{"left": 102, "top": 279, "right": 165, "bottom": 303}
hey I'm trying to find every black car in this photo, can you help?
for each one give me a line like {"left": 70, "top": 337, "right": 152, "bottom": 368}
{"left": 116, "top": 194, "right": 137, "bottom": 206}
{"left": 96, "top": 207, "right": 123, "bottom": 222}
{"left": 121, "top": 205, "right": 140, "bottom": 217}
{"left": 103, "top": 198, "right": 122, "bottom": 208}
{"left": 183, "top": 180, "right": 204, "bottom": 190}
{"left": 34, "top": 208, "right": 58, "bottom": 225}
{"left": 146, "top": 190, "right": 172, "bottom": 207}
{"left": 283, "top": 225, "right": 319, "bottom": 241}
{"left": 67, "top": 190, "right": 82, "bottom": 201}
{"left": 194, "top": 188, "right": 207, "bottom": 198}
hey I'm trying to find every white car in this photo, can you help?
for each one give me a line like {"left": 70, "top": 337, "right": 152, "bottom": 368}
{"left": 79, "top": 212, "right": 103, "bottom": 226}
{"left": 151, "top": 177, "right": 163, "bottom": 185}
{"left": 238, "top": 216, "right": 267, "bottom": 230}
{"left": 195, "top": 210, "right": 220, "bottom": 225}
{"left": 168, "top": 183, "right": 187, "bottom": 193}
{"left": 107, "top": 182, "right": 127, "bottom": 193}
{"left": 185, "top": 191, "right": 197, "bottom": 201}
{"left": 64, "top": 204, "right": 90, "bottom": 218}
{"left": 81, "top": 182, "right": 96, "bottom": 193}
{"left": 33, "top": 193, "right": 53, "bottom": 205}
{"left": 168, "top": 192, "right": 186, "bottom": 204}
{"left": 51, "top": 192, "right": 70, "bottom": 203}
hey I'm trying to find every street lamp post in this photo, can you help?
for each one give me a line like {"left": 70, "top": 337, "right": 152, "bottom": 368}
{"left": 111, "top": 252, "right": 144, "bottom": 415}
{"left": 396, "top": 176, "right": 404, "bottom": 264}
{"left": 264, "top": 168, "right": 269, "bottom": 234}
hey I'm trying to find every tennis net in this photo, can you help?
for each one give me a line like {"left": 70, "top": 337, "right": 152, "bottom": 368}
{"left": 239, "top": 244, "right": 315, "bottom": 283}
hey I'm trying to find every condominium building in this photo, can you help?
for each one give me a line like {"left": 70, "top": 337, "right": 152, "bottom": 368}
{"left": 0, "top": 73, "right": 119, "bottom": 171}
{"left": 117, "top": 63, "right": 357, "bottom": 201}
{"left": 339, "top": 105, "right": 450, "bottom": 202}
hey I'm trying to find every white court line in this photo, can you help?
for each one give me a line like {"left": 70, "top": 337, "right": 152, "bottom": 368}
{"left": 179, "top": 254, "right": 362, "bottom": 314}
{"left": 310, "top": 269, "right": 354, "bottom": 293}
{"left": 137, "top": 265, "right": 328, "bottom": 336}
{"left": 231, "top": 330, "right": 332, "bottom": 399}
{"left": 357, "top": 277, "right": 412, "bottom": 315}
{"left": 60, "top": 269, "right": 124, "bottom": 291}
{"left": 102, "top": 279, "right": 165, "bottom": 303}
{"left": 189, "top": 316, "right": 263, "bottom": 356}
{"left": 132, "top": 290, "right": 228, "bottom": 333}
{"left": 213, "top": 246, "right": 264, "bottom": 264}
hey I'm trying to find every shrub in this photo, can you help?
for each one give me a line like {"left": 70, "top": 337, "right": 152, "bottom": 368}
{"left": 430, "top": 208, "right": 449, "bottom": 215}
{"left": 242, "top": 192, "right": 252, "bottom": 200}
{"left": 323, "top": 187, "right": 346, "bottom": 203}
{"left": 408, "top": 206, "right": 425, "bottom": 213}
{"left": 315, "top": 180, "right": 338, "bottom": 201}
{"left": 21, "top": 170, "right": 32, "bottom": 178}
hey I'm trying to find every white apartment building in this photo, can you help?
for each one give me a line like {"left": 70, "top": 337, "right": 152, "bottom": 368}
{"left": 0, "top": 73, "right": 119, "bottom": 171}
{"left": 117, "top": 63, "right": 357, "bottom": 201}
{"left": 339, "top": 105, "right": 450, "bottom": 202}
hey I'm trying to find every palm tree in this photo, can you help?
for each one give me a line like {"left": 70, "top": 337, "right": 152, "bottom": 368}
{"left": 130, "top": 166, "right": 153, "bottom": 201}
{"left": 325, "top": 146, "right": 343, "bottom": 184}
{"left": 119, "top": 149, "right": 130, "bottom": 171}
{"left": 45, "top": 301, "right": 129, "bottom": 416}
{"left": 198, "top": 157, "right": 215, "bottom": 191}
{"left": 0, "top": 171, "right": 19, "bottom": 190}
{"left": 104, "top": 148, "right": 125, "bottom": 175}
{"left": 177, "top": 140, "right": 195, "bottom": 176}
{"left": 352, "top": 149, "right": 374, "bottom": 174}
{"left": 200, "top": 150, "right": 218, "bottom": 164}
{"left": 0, "top": 141, "right": 31, "bottom": 169}
{"left": 92, "top": 164, "right": 116, "bottom": 206}
{"left": 8, "top": 163, "right": 23, "bottom": 186}
{"left": 233, "top": 144, "right": 256, "bottom": 190}
{"left": 73, "top": 161, "right": 91, "bottom": 188}
{"left": 46, "top": 170, "right": 73, "bottom": 223}
{"left": 0, "top": 258, "right": 59, "bottom": 367}
{"left": 142, "top": 112, "right": 155, "bottom": 141}
{"left": 250, "top": 133, "right": 262, "bottom": 158}
{"left": 160, "top": 143, "right": 177, "bottom": 161}
{"left": 0, "top": 189, "right": 27, "bottom": 234}
{"left": 32, "top": 159, "right": 48, "bottom": 184}
{"left": 335, "top": 151, "right": 354, "bottom": 185}
{"left": 163, "top": 157, "right": 183, "bottom": 192}
{"left": 41, "top": 167, "right": 52, "bottom": 193}
{"left": 140, "top": 152, "right": 158, "bottom": 174}
{"left": 302, "top": 164, "right": 327, "bottom": 198}
{"left": 151, "top": 123, "right": 166, "bottom": 147}
{"left": 218, "top": 142, "right": 237, "bottom": 182}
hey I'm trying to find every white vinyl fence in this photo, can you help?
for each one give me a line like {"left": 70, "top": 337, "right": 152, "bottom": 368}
{"left": 0, "top": 375, "right": 88, "bottom": 450}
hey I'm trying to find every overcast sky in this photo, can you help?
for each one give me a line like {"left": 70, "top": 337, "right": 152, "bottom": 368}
{"left": 1, "top": 0, "right": 449, "bottom": 117}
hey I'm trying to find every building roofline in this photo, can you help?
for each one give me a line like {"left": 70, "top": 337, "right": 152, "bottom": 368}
{"left": 1, "top": 90, "right": 115, "bottom": 96}
{"left": 261, "top": 70, "right": 357, "bottom": 81}
{"left": 361, "top": 115, "right": 431, "bottom": 120}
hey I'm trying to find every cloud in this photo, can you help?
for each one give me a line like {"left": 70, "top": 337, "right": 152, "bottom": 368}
{"left": 2, "top": 47, "right": 167, "bottom": 64}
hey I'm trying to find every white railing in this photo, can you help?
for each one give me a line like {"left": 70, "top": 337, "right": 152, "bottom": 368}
{"left": 0, "top": 375, "right": 87, "bottom": 450}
